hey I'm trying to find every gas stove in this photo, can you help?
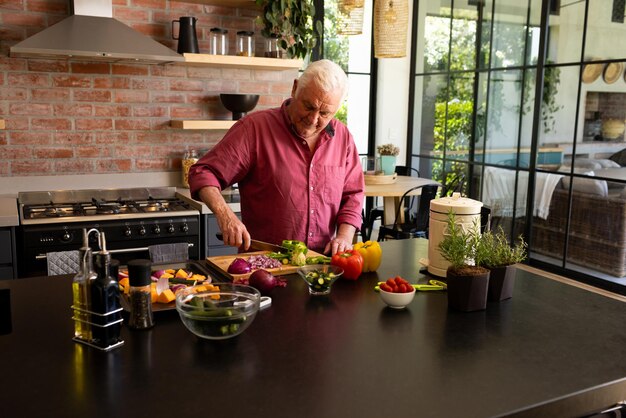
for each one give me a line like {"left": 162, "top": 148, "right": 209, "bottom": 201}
{"left": 16, "top": 187, "right": 201, "bottom": 278}
{"left": 19, "top": 187, "right": 198, "bottom": 225}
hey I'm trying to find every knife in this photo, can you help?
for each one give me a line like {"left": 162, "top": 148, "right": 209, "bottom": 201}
{"left": 215, "top": 233, "right": 287, "bottom": 253}
{"left": 249, "top": 239, "right": 289, "bottom": 253}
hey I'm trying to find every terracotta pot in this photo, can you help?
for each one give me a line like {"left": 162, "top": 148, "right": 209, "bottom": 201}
{"left": 487, "top": 265, "right": 516, "bottom": 301}
{"left": 446, "top": 267, "right": 490, "bottom": 312}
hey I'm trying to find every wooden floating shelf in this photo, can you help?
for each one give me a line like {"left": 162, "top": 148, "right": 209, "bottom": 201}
{"left": 177, "top": 0, "right": 259, "bottom": 9}
{"left": 170, "top": 120, "right": 236, "bottom": 130}
{"left": 0, "top": 120, "right": 5, "bottom": 129}
{"left": 182, "top": 53, "right": 303, "bottom": 71}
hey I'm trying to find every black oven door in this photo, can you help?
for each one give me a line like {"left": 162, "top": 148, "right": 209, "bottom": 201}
{"left": 17, "top": 218, "right": 200, "bottom": 278}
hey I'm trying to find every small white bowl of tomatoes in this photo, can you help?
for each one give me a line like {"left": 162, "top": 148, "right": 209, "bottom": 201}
{"left": 378, "top": 276, "right": 415, "bottom": 309}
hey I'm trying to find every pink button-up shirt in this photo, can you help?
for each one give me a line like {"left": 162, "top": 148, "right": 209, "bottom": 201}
{"left": 189, "top": 100, "right": 364, "bottom": 252}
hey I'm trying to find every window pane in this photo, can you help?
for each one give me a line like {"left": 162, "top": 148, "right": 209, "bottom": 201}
{"left": 482, "top": 69, "right": 524, "bottom": 166}
{"left": 422, "top": 5, "right": 452, "bottom": 73}
{"left": 451, "top": 6, "right": 477, "bottom": 71}
{"left": 586, "top": 0, "right": 626, "bottom": 59}
{"left": 546, "top": 1, "right": 585, "bottom": 63}
{"left": 483, "top": 1, "right": 536, "bottom": 69}
{"left": 347, "top": 74, "right": 371, "bottom": 154}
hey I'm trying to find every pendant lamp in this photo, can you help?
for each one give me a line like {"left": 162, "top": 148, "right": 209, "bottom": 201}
{"left": 374, "top": 0, "right": 409, "bottom": 58}
{"left": 337, "top": 0, "right": 365, "bottom": 35}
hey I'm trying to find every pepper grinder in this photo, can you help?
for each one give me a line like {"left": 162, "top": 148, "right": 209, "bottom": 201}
{"left": 127, "top": 259, "right": 155, "bottom": 330}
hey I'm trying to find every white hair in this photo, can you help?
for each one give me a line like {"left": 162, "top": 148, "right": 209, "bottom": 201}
{"left": 296, "top": 59, "right": 349, "bottom": 101}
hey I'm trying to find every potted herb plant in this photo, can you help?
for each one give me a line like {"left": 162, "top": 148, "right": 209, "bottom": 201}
{"left": 376, "top": 143, "right": 399, "bottom": 175}
{"left": 437, "top": 211, "right": 490, "bottom": 312}
{"left": 476, "top": 227, "right": 527, "bottom": 301}
{"left": 256, "top": 0, "right": 322, "bottom": 60}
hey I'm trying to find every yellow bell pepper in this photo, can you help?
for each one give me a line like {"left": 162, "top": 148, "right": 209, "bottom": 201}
{"left": 353, "top": 241, "right": 382, "bottom": 272}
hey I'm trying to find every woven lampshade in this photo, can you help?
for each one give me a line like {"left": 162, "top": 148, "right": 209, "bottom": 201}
{"left": 374, "top": 0, "right": 409, "bottom": 58}
{"left": 337, "top": 0, "right": 365, "bottom": 35}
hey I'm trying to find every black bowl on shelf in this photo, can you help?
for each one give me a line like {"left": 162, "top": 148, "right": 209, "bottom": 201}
{"left": 219, "top": 94, "right": 260, "bottom": 120}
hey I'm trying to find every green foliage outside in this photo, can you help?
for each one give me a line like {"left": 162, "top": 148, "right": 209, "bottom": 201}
{"left": 432, "top": 100, "right": 473, "bottom": 195}
{"left": 323, "top": 0, "right": 350, "bottom": 124}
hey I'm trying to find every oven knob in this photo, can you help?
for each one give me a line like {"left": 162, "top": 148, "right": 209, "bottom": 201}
{"left": 124, "top": 227, "right": 132, "bottom": 237}
{"left": 181, "top": 223, "right": 189, "bottom": 233}
{"left": 167, "top": 224, "right": 175, "bottom": 234}
{"left": 153, "top": 225, "right": 161, "bottom": 234}
{"left": 61, "top": 231, "right": 72, "bottom": 242}
{"left": 139, "top": 226, "right": 147, "bottom": 236}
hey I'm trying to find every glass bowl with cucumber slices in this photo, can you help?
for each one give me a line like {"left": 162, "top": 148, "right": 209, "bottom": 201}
{"left": 297, "top": 264, "right": 344, "bottom": 295}
{"left": 175, "top": 283, "right": 261, "bottom": 340}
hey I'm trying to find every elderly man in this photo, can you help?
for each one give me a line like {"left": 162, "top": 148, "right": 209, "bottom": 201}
{"left": 189, "top": 59, "right": 364, "bottom": 255}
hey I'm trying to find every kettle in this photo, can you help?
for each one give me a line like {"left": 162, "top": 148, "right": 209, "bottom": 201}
{"left": 172, "top": 17, "right": 199, "bottom": 54}
{"left": 427, "top": 193, "right": 484, "bottom": 277}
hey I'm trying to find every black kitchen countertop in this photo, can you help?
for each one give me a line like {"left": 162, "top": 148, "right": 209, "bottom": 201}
{"left": 0, "top": 239, "right": 625, "bottom": 418}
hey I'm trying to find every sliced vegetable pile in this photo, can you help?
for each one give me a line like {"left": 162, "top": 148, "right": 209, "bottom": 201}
{"left": 267, "top": 240, "right": 331, "bottom": 266}
{"left": 118, "top": 268, "right": 209, "bottom": 304}
{"left": 302, "top": 268, "right": 338, "bottom": 293}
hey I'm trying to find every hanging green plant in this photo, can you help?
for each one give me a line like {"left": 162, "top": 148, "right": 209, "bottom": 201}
{"left": 256, "top": 0, "right": 322, "bottom": 60}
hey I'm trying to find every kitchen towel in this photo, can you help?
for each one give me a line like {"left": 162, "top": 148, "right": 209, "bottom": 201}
{"left": 148, "top": 243, "right": 189, "bottom": 263}
{"left": 46, "top": 250, "right": 80, "bottom": 276}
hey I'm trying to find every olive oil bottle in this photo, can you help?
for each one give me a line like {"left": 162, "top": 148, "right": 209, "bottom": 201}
{"left": 72, "top": 229, "right": 96, "bottom": 342}
{"left": 90, "top": 232, "right": 122, "bottom": 348}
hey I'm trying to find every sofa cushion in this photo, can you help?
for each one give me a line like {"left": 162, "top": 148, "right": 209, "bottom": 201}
{"left": 609, "top": 148, "right": 626, "bottom": 166}
{"left": 558, "top": 168, "right": 608, "bottom": 196}
{"left": 560, "top": 158, "right": 602, "bottom": 170}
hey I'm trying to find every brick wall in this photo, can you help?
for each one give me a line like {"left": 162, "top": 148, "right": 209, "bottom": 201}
{"left": 0, "top": 0, "right": 296, "bottom": 177}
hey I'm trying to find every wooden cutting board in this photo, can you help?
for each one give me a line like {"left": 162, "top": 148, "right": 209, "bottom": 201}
{"left": 206, "top": 250, "right": 325, "bottom": 282}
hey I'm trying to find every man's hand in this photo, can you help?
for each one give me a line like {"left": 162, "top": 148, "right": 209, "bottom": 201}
{"left": 323, "top": 223, "right": 357, "bottom": 255}
{"left": 217, "top": 213, "right": 250, "bottom": 251}
{"left": 197, "top": 186, "right": 250, "bottom": 251}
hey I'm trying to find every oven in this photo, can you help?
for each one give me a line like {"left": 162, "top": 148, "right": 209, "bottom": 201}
{"left": 16, "top": 187, "right": 200, "bottom": 278}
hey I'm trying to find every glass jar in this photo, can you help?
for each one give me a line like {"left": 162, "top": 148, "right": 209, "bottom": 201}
{"left": 182, "top": 149, "right": 198, "bottom": 188}
{"left": 209, "top": 28, "right": 228, "bottom": 55}
{"left": 236, "top": 31, "right": 255, "bottom": 57}
{"left": 264, "top": 34, "right": 282, "bottom": 58}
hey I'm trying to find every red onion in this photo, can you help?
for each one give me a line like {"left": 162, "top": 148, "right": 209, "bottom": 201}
{"left": 227, "top": 258, "right": 252, "bottom": 274}
{"left": 248, "top": 255, "right": 282, "bottom": 269}
{"left": 249, "top": 269, "right": 286, "bottom": 296}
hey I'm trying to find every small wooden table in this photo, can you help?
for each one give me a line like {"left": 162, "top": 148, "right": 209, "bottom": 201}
{"left": 364, "top": 176, "right": 440, "bottom": 225}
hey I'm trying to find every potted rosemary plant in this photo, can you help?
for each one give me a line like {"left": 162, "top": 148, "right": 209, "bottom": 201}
{"left": 376, "top": 143, "right": 399, "bottom": 175}
{"left": 437, "top": 211, "right": 490, "bottom": 312}
{"left": 476, "top": 227, "right": 527, "bottom": 301}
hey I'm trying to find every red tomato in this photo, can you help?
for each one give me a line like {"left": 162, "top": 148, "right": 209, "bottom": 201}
{"left": 386, "top": 278, "right": 396, "bottom": 287}
{"left": 394, "top": 277, "right": 408, "bottom": 286}
{"left": 380, "top": 283, "right": 393, "bottom": 292}
{"left": 330, "top": 250, "right": 364, "bottom": 280}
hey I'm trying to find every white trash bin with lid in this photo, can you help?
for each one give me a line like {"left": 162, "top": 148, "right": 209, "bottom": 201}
{"left": 427, "top": 192, "right": 483, "bottom": 277}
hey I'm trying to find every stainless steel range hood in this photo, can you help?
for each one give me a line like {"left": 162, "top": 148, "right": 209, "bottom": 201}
{"left": 10, "top": 0, "right": 184, "bottom": 64}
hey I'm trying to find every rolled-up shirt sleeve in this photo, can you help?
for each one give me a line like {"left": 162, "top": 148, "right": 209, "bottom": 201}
{"left": 188, "top": 121, "right": 252, "bottom": 201}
